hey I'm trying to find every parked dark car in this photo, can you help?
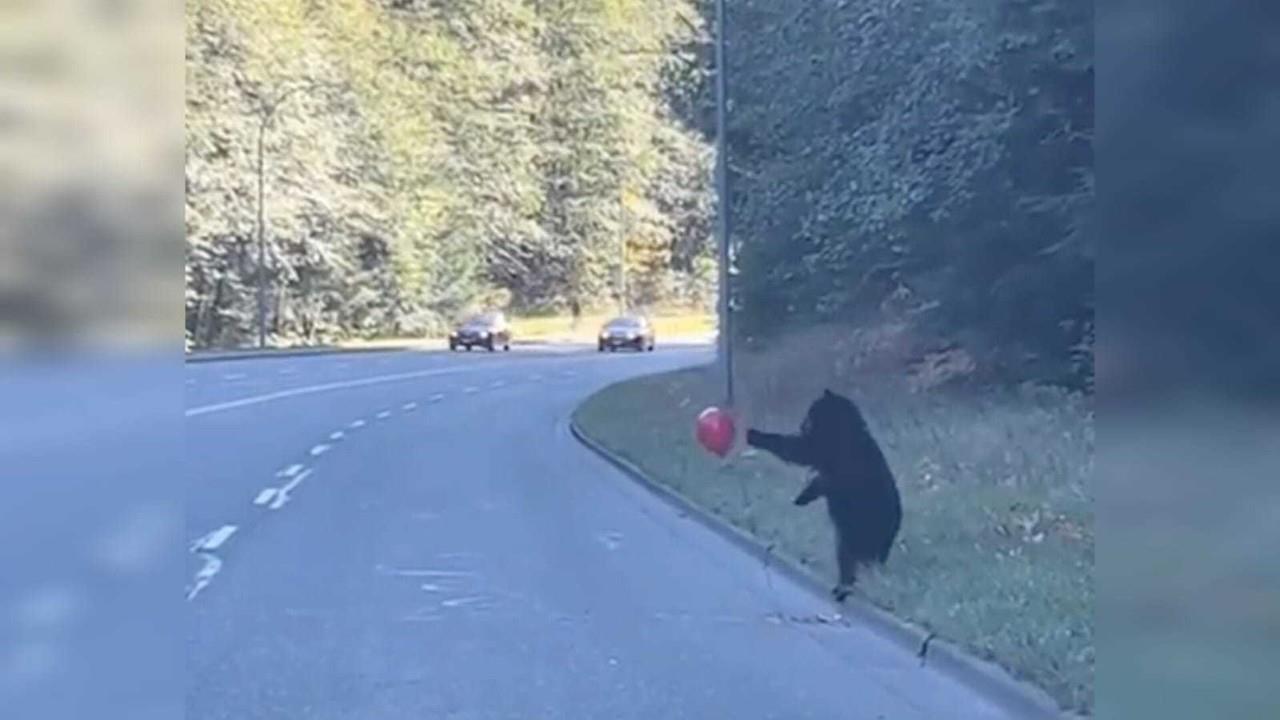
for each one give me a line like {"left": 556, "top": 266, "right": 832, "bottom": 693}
{"left": 598, "top": 315, "right": 655, "bottom": 352}
{"left": 449, "top": 312, "right": 512, "bottom": 352}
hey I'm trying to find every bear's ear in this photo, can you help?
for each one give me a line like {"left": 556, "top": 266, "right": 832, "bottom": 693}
{"left": 824, "top": 388, "right": 836, "bottom": 398}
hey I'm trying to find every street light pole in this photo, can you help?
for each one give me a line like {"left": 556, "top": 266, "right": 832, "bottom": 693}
{"left": 252, "top": 82, "right": 313, "bottom": 349}
{"left": 713, "top": 0, "right": 734, "bottom": 407}
{"left": 255, "top": 115, "right": 268, "bottom": 349}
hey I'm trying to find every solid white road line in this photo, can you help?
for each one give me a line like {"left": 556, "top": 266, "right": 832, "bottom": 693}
{"left": 187, "top": 365, "right": 486, "bottom": 417}
{"left": 185, "top": 349, "right": 706, "bottom": 418}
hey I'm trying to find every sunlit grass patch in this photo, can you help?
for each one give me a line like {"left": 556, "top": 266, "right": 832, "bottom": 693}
{"left": 510, "top": 312, "right": 714, "bottom": 342}
{"left": 327, "top": 312, "right": 714, "bottom": 348}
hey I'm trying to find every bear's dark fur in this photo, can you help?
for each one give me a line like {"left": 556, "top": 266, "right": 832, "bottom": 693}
{"left": 746, "top": 389, "right": 902, "bottom": 602}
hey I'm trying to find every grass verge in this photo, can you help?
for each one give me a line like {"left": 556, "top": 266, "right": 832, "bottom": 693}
{"left": 573, "top": 362, "right": 1093, "bottom": 715}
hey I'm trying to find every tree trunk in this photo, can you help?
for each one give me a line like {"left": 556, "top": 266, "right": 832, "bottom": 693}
{"left": 205, "top": 277, "right": 226, "bottom": 348}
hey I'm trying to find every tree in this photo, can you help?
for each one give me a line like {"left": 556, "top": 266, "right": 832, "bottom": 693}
{"left": 726, "top": 0, "right": 1093, "bottom": 389}
{"left": 185, "top": 0, "right": 714, "bottom": 348}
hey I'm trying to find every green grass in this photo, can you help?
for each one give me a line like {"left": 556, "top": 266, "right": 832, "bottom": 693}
{"left": 574, "top": 363, "right": 1094, "bottom": 715}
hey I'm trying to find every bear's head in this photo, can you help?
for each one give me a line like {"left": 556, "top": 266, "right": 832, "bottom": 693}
{"left": 800, "top": 388, "right": 866, "bottom": 446}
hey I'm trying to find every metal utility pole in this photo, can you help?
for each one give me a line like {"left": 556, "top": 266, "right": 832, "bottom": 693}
{"left": 252, "top": 83, "right": 310, "bottom": 349}
{"left": 713, "top": 0, "right": 735, "bottom": 407}
{"left": 255, "top": 115, "right": 268, "bottom": 349}
{"left": 620, "top": 232, "right": 628, "bottom": 314}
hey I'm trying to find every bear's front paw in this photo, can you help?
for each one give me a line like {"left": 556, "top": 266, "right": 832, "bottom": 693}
{"left": 831, "top": 584, "right": 852, "bottom": 603}
{"left": 745, "top": 429, "right": 763, "bottom": 446}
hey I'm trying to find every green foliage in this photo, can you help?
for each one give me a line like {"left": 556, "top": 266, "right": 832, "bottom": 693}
{"left": 185, "top": 0, "right": 714, "bottom": 347}
{"left": 727, "top": 0, "right": 1093, "bottom": 390}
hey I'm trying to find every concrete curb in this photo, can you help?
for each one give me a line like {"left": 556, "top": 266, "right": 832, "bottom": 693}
{"left": 569, "top": 418, "right": 1077, "bottom": 720}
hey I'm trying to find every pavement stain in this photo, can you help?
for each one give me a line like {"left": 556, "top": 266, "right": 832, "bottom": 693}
{"left": 597, "top": 531, "right": 624, "bottom": 550}
{"left": 764, "top": 611, "right": 853, "bottom": 628}
{"left": 440, "top": 595, "right": 489, "bottom": 609}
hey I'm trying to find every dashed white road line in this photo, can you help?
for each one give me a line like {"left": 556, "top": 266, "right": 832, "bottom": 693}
{"left": 279, "top": 367, "right": 297, "bottom": 375}
{"left": 462, "top": 386, "right": 479, "bottom": 395}
{"left": 277, "top": 464, "right": 305, "bottom": 478}
{"left": 490, "top": 380, "right": 505, "bottom": 388}
{"left": 222, "top": 373, "right": 248, "bottom": 381}
{"left": 269, "top": 468, "right": 313, "bottom": 510}
{"left": 440, "top": 596, "right": 485, "bottom": 608}
{"left": 309, "top": 444, "right": 330, "bottom": 457}
{"left": 427, "top": 394, "right": 445, "bottom": 403}
{"left": 349, "top": 419, "right": 366, "bottom": 429}
{"left": 529, "top": 373, "right": 543, "bottom": 381}
{"left": 402, "top": 402, "right": 418, "bottom": 411}
{"left": 187, "top": 553, "right": 223, "bottom": 601}
{"left": 376, "top": 410, "right": 392, "bottom": 420}
{"left": 254, "top": 488, "right": 278, "bottom": 506}
{"left": 190, "top": 524, "right": 238, "bottom": 553}
{"left": 329, "top": 431, "right": 344, "bottom": 441}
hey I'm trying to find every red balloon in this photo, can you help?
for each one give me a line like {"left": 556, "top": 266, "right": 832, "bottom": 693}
{"left": 695, "top": 406, "right": 736, "bottom": 458}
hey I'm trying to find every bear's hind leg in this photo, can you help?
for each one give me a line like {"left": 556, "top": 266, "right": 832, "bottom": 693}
{"left": 832, "top": 539, "right": 858, "bottom": 602}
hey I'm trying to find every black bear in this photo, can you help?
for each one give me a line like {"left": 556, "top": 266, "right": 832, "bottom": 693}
{"left": 746, "top": 389, "right": 902, "bottom": 602}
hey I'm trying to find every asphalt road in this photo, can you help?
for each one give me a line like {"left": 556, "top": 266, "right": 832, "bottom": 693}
{"left": 184, "top": 344, "right": 1017, "bottom": 720}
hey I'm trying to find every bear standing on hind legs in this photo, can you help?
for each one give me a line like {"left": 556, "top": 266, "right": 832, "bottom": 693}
{"left": 746, "top": 389, "right": 902, "bottom": 602}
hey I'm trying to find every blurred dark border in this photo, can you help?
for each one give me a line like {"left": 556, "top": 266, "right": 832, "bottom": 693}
{"left": 1098, "top": 1, "right": 1280, "bottom": 717}
{"left": 0, "top": 2, "right": 184, "bottom": 718}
